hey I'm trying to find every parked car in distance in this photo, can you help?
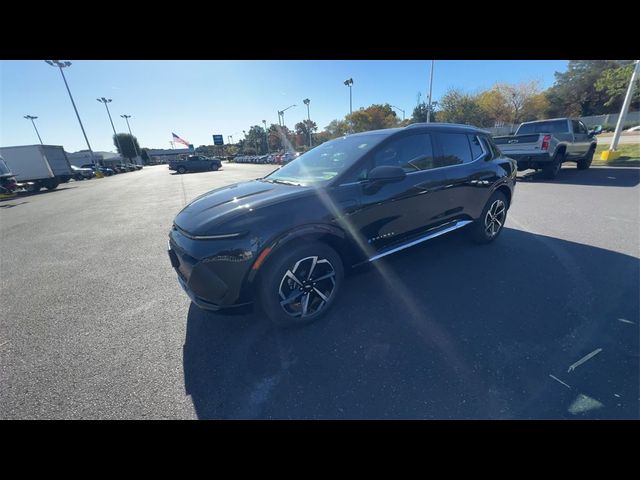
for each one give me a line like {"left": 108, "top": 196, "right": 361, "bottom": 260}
{"left": 493, "top": 118, "right": 597, "bottom": 179}
{"left": 625, "top": 125, "right": 640, "bottom": 133}
{"left": 169, "top": 155, "right": 222, "bottom": 174}
{"left": 81, "top": 164, "right": 114, "bottom": 176}
{"left": 0, "top": 156, "right": 18, "bottom": 199}
{"left": 70, "top": 165, "right": 95, "bottom": 180}
{"left": 168, "top": 123, "right": 517, "bottom": 326}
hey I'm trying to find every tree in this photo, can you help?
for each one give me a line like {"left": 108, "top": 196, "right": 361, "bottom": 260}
{"left": 325, "top": 119, "right": 349, "bottom": 138}
{"left": 267, "top": 124, "right": 293, "bottom": 152}
{"left": 595, "top": 63, "right": 640, "bottom": 110}
{"left": 345, "top": 104, "right": 400, "bottom": 133}
{"left": 140, "top": 148, "right": 150, "bottom": 164}
{"left": 244, "top": 125, "right": 269, "bottom": 155}
{"left": 295, "top": 120, "right": 318, "bottom": 148}
{"left": 113, "top": 133, "right": 140, "bottom": 160}
{"left": 411, "top": 102, "right": 430, "bottom": 123}
{"left": 477, "top": 87, "right": 510, "bottom": 126}
{"left": 437, "top": 88, "right": 484, "bottom": 126}
{"left": 545, "top": 60, "right": 629, "bottom": 117}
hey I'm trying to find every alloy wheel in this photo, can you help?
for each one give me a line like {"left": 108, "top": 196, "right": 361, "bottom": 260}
{"left": 278, "top": 255, "right": 336, "bottom": 318}
{"left": 485, "top": 199, "right": 506, "bottom": 237}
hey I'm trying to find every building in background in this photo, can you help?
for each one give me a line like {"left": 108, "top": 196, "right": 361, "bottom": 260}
{"left": 66, "top": 150, "right": 124, "bottom": 168}
{"left": 145, "top": 148, "right": 191, "bottom": 164}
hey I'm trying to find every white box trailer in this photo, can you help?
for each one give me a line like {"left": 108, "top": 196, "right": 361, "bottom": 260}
{"left": 0, "top": 145, "right": 73, "bottom": 191}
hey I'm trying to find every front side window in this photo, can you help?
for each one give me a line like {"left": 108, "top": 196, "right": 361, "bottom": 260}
{"left": 435, "top": 133, "right": 473, "bottom": 167}
{"left": 371, "top": 133, "right": 435, "bottom": 173}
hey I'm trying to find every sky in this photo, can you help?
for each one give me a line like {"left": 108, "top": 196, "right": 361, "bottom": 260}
{"left": 0, "top": 60, "right": 569, "bottom": 153}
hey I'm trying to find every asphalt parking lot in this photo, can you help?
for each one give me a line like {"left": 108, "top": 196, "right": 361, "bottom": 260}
{"left": 1, "top": 163, "right": 638, "bottom": 419}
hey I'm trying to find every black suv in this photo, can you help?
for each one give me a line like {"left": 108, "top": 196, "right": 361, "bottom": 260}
{"left": 168, "top": 123, "right": 517, "bottom": 325}
{"left": 169, "top": 155, "right": 222, "bottom": 174}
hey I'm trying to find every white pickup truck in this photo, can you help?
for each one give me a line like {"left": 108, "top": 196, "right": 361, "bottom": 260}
{"left": 493, "top": 118, "right": 597, "bottom": 179}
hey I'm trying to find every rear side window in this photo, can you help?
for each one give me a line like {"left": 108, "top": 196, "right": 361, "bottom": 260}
{"left": 468, "top": 134, "right": 485, "bottom": 160}
{"left": 371, "top": 133, "right": 435, "bottom": 173}
{"left": 517, "top": 120, "right": 568, "bottom": 134}
{"left": 435, "top": 133, "right": 473, "bottom": 167}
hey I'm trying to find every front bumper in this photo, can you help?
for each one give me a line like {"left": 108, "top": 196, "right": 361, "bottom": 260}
{"left": 167, "top": 228, "right": 258, "bottom": 311}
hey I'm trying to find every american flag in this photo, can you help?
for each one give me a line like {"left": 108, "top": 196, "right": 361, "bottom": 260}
{"left": 172, "top": 132, "right": 190, "bottom": 147}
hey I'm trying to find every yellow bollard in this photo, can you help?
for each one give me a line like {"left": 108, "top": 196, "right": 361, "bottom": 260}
{"left": 95, "top": 171, "right": 104, "bottom": 178}
{"left": 600, "top": 150, "right": 621, "bottom": 161}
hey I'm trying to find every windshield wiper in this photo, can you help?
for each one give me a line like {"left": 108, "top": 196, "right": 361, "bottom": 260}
{"left": 265, "top": 178, "right": 303, "bottom": 186}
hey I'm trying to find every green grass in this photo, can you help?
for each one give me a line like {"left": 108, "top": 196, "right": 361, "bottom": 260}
{"left": 593, "top": 143, "right": 640, "bottom": 166}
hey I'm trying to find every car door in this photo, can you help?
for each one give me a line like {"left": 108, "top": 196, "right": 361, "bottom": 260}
{"left": 336, "top": 131, "right": 451, "bottom": 253}
{"left": 431, "top": 131, "right": 506, "bottom": 223}
{"left": 574, "top": 120, "right": 591, "bottom": 157}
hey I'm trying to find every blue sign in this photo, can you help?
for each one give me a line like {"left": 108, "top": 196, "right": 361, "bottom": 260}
{"left": 213, "top": 134, "right": 224, "bottom": 146}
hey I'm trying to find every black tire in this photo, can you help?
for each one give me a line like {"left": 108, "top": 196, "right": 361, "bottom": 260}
{"left": 469, "top": 190, "right": 508, "bottom": 244}
{"left": 45, "top": 179, "right": 60, "bottom": 191}
{"left": 577, "top": 147, "right": 594, "bottom": 170}
{"left": 177, "top": 166, "right": 186, "bottom": 174}
{"left": 542, "top": 151, "right": 564, "bottom": 179}
{"left": 257, "top": 242, "right": 344, "bottom": 327}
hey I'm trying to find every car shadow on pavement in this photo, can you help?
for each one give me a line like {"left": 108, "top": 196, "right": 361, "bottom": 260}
{"left": 183, "top": 227, "right": 639, "bottom": 420}
{"left": 519, "top": 166, "right": 640, "bottom": 187}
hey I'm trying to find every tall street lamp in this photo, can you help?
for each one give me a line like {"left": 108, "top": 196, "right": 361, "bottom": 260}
{"left": 303, "top": 98, "right": 312, "bottom": 147}
{"left": 344, "top": 78, "right": 354, "bottom": 115}
{"left": 45, "top": 60, "right": 97, "bottom": 165}
{"left": 24, "top": 115, "right": 43, "bottom": 144}
{"left": 278, "top": 104, "right": 296, "bottom": 129}
{"left": 390, "top": 105, "right": 405, "bottom": 121}
{"left": 120, "top": 114, "right": 140, "bottom": 164}
{"left": 97, "top": 97, "right": 124, "bottom": 161}
{"left": 427, "top": 60, "right": 435, "bottom": 123}
{"left": 262, "top": 120, "right": 269, "bottom": 154}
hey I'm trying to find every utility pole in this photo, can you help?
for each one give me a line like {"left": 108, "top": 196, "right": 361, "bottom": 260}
{"left": 604, "top": 60, "right": 640, "bottom": 161}
{"left": 24, "top": 115, "right": 43, "bottom": 144}
{"left": 45, "top": 60, "right": 97, "bottom": 165}
{"left": 427, "top": 60, "right": 435, "bottom": 123}
{"left": 120, "top": 114, "right": 140, "bottom": 164}
{"left": 97, "top": 97, "right": 124, "bottom": 161}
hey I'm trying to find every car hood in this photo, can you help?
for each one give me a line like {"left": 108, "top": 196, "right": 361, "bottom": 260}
{"left": 174, "top": 180, "right": 309, "bottom": 235}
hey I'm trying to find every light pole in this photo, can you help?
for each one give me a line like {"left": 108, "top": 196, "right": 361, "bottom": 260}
{"left": 344, "top": 78, "right": 353, "bottom": 115}
{"left": 427, "top": 60, "right": 435, "bottom": 123}
{"left": 303, "top": 98, "right": 312, "bottom": 147}
{"left": 262, "top": 120, "right": 269, "bottom": 154}
{"left": 120, "top": 114, "right": 140, "bottom": 164}
{"left": 45, "top": 60, "right": 97, "bottom": 165}
{"left": 390, "top": 105, "right": 405, "bottom": 121}
{"left": 97, "top": 97, "right": 124, "bottom": 162}
{"left": 24, "top": 115, "right": 43, "bottom": 144}
{"left": 605, "top": 59, "right": 640, "bottom": 160}
{"left": 278, "top": 104, "right": 296, "bottom": 129}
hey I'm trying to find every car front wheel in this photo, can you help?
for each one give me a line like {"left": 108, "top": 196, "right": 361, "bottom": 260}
{"left": 257, "top": 242, "right": 344, "bottom": 327}
{"left": 470, "top": 191, "right": 508, "bottom": 244}
{"left": 177, "top": 166, "right": 186, "bottom": 174}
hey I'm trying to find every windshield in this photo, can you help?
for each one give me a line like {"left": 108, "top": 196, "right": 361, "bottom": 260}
{"left": 517, "top": 120, "right": 569, "bottom": 135}
{"left": 0, "top": 159, "right": 11, "bottom": 175}
{"left": 264, "top": 134, "right": 385, "bottom": 185}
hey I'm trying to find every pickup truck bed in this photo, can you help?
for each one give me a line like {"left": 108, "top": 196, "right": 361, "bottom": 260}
{"left": 494, "top": 118, "right": 597, "bottom": 179}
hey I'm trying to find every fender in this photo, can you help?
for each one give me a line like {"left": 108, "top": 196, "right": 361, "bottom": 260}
{"left": 245, "top": 223, "right": 347, "bottom": 285}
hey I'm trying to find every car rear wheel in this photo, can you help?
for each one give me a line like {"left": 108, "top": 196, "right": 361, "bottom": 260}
{"left": 257, "top": 242, "right": 344, "bottom": 327}
{"left": 577, "top": 147, "right": 594, "bottom": 170}
{"left": 542, "top": 151, "right": 564, "bottom": 179}
{"left": 210, "top": 163, "right": 220, "bottom": 171}
{"left": 469, "top": 191, "right": 508, "bottom": 244}
{"left": 177, "top": 166, "right": 186, "bottom": 174}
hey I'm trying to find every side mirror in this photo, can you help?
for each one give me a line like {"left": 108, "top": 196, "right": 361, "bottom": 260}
{"left": 367, "top": 165, "right": 406, "bottom": 183}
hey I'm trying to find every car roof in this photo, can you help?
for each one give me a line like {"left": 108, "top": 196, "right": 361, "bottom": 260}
{"left": 346, "top": 123, "right": 490, "bottom": 138}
